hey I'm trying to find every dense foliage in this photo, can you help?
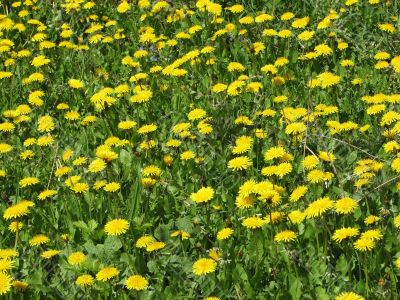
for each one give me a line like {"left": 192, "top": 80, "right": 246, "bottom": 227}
{"left": 0, "top": 0, "right": 400, "bottom": 299}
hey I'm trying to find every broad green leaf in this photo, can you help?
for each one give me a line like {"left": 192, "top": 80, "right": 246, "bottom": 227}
{"left": 289, "top": 274, "right": 302, "bottom": 300}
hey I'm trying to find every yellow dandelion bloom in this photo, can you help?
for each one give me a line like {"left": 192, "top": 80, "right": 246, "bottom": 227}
{"left": 302, "top": 155, "right": 319, "bottom": 169}
{"left": 3, "top": 201, "right": 34, "bottom": 220}
{"left": 0, "top": 259, "right": 15, "bottom": 272}
{"left": 103, "top": 182, "right": 121, "bottom": 192}
{"left": 192, "top": 258, "right": 217, "bottom": 276}
{"left": 146, "top": 241, "right": 166, "bottom": 252}
{"left": 216, "top": 228, "right": 234, "bottom": 240}
{"left": 289, "top": 186, "right": 308, "bottom": 202}
{"left": 394, "top": 215, "right": 400, "bottom": 228}
{"left": 76, "top": 274, "right": 94, "bottom": 287}
{"left": 364, "top": 215, "right": 380, "bottom": 225}
{"left": 88, "top": 158, "right": 107, "bottom": 173}
{"left": 190, "top": 187, "right": 214, "bottom": 203}
{"left": 136, "top": 236, "right": 155, "bottom": 248}
{"left": 334, "top": 197, "right": 358, "bottom": 214}
{"left": 38, "top": 190, "right": 57, "bottom": 201}
{"left": 274, "top": 230, "right": 297, "bottom": 242}
{"left": 171, "top": 230, "right": 190, "bottom": 240}
{"left": 104, "top": 219, "right": 129, "bottom": 236}
{"left": 180, "top": 150, "right": 196, "bottom": 160}
{"left": 125, "top": 275, "right": 148, "bottom": 291}
{"left": 395, "top": 257, "right": 400, "bottom": 269}
{"left": 0, "top": 249, "right": 18, "bottom": 259}
{"left": 305, "top": 197, "right": 333, "bottom": 218}
{"left": 227, "top": 156, "right": 252, "bottom": 170}
{"left": 8, "top": 221, "right": 23, "bottom": 233}
{"left": 287, "top": 210, "right": 305, "bottom": 224}
{"left": 13, "top": 280, "right": 28, "bottom": 291}
{"left": 41, "top": 249, "right": 61, "bottom": 259}
{"left": 0, "top": 273, "right": 12, "bottom": 296}
{"left": 242, "top": 216, "right": 265, "bottom": 229}
{"left": 332, "top": 227, "right": 359, "bottom": 243}
{"left": 29, "top": 234, "right": 50, "bottom": 246}
{"left": 335, "top": 292, "right": 364, "bottom": 300}
{"left": 68, "top": 252, "right": 86, "bottom": 266}
{"left": 19, "top": 177, "right": 40, "bottom": 187}
{"left": 68, "top": 79, "right": 84, "bottom": 89}
{"left": 360, "top": 229, "right": 383, "bottom": 241}
{"left": 354, "top": 237, "right": 375, "bottom": 251}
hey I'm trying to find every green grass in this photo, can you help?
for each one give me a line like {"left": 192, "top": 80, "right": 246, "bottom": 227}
{"left": 0, "top": 0, "right": 400, "bottom": 299}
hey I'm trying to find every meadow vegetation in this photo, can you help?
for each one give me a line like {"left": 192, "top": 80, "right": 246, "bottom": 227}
{"left": 0, "top": 0, "right": 400, "bottom": 299}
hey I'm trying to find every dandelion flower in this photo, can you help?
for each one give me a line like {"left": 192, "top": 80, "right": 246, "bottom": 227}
{"left": 0, "top": 249, "right": 18, "bottom": 259}
{"left": 307, "top": 170, "right": 332, "bottom": 183}
{"left": 395, "top": 257, "right": 400, "bottom": 269}
{"left": 104, "top": 219, "right": 129, "bottom": 236}
{"left": 96, "top": 267, "right": 119, "bottom": 282}
{"left": 0, "top": 259, "right": 15, "bottom": 272}
{"left": 274, "top": 230, "right": 297, "bottom": 242}
{"left": 88, "top": 158, "right": 107, "bottom": 173}
{"left": 38, "top": 115, "right": 55, "bottom": 132}
{"left": 190, "top": 187, "right": 214, "bottom": 203}
{"left": 335, "top": 292, "right": 364, "bottom": 300}
{"left": 38, "top": 190, "right": 57, "bottom": 200}
{"left": 303, "top": 155, "right": 319, "bottom": 169}
{"left": 228, "top": 156, "right": 252, "bottom": 170}
{"left": 3, "top": 201, "right": 34, "bottom": 220}
{"left": 103, "top": 182, "right": 121, "bottom": 192}
{"left": 287, "top": 210, "right": 305, "bottom": 224}
{"left": 192, "top": 258, "right": 217, "bottom": 276}
{"left": 136, "top": 236, "right": 155, "bottom": 248}
{"left": 235, "top": 195, "right": 256, "bottom": 208}
{"left": 264, "top": 147, "right": 286, "bottom": 161}
{"left": 180, "top": 151, "right": 195, "bottom": 160}
{"left": 227, "top": 62, "right": 245, "bottom": 72}
{"left": 332, "top": 227, "right": 359, "bottom": 243}
{"left": 68, "top": 252, "right": 86, "bottom": 266}
{"left": 118, "top": 120, "right": 136, "bottom": 130}
{"left": 217, "top": 228, "right": 234, "bottom": 240}
{"left": 285, "top": 122, "right": 307, "bottom": 134}
{"left": 242, "top": 216, "right": 265, "bottom": 229}
{"left": 334, "top": 197, "right": 358, "bottom": 214}
{"left": 137, "top": 124, "right": 157, "bottom": 134}
{"left": 13, "top": 280, "right": 28, "bottom": 291}
{"left": 364, "top": 215, "right": 380, "bottom": 225}
{"left": 8, "top": 221, "right": 23, "bottom": 233}
{"left": 171, "top": 230, "right": 190, "bottom": 240}
{"left": 360, "top": 229, "right": 383, "bottom": 241}
{"left": 379, "top": 23, "right": 396, "bottom": 33}
{"left": 76, "top": 274, "right": 94, "bottom": 287}
{"left": 289, "top": 186, "right": 308, "bottom": 202}
{"left": 68, "top": 79, "right": 84, "bottom": 89}
{"left": 0, "top": 273, "right": 12, "bottom": 296}
{"left": 41, "top": 249, "right": 61, "bottom": 259}
{"left": 305, "top": 197, "right": 333, "bottom": 218}
{"left": 117, "top": 1, "right": 130, "bottom": 13}
{"left": 125, "top": 275, "right": 148, "bottom": 291}
{"left": 71, "top": 183, "right": 89, "bottom": 193}
{"left": 29, "top": 234, "right": 50, "bottom": 246}
{"left": 354, "top": 237, "right": 375, "bottom": 251}
{"left": 146, "top": 241, "right": 166, "bottom": 252}
{"left": 19, "top": 177, "right": 40, "bottom": 187}
{"left": 233, "top": 136, "right": 253, "bottom": 154}
{"left": 394, "top": 215, "right": 400, "bottom": 228}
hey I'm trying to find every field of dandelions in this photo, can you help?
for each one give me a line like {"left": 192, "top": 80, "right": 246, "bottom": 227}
{"left": 0, "top": 0, "right": 400, "bottom": 299}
